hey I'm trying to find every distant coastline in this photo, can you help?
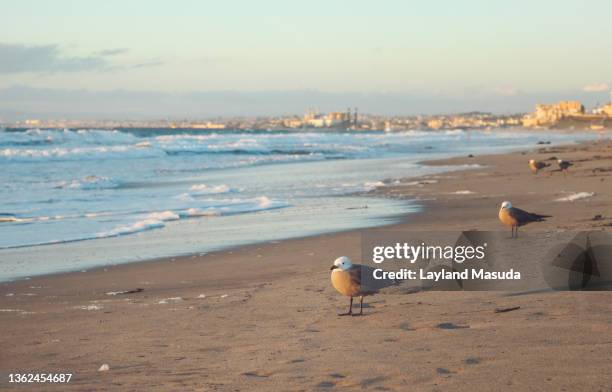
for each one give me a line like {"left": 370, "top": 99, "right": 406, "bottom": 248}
{"left": 3, "top": 99, "right": 611, "bottom": 132}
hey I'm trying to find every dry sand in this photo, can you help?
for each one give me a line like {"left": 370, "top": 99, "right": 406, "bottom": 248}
{"left": 1, "top": 138, "right": 611, "bottom": 391}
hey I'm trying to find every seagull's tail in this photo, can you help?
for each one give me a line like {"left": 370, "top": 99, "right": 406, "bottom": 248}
{"left": 532, "top": 213, "right": 552, "bottom": 221}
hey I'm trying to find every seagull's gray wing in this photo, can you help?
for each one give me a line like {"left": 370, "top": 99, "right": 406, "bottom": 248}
{"left": 354, "top": 264, "right": 398, "bottom": 294}
{"left": 510, "top": 207, "right": 550, "bottom": 225}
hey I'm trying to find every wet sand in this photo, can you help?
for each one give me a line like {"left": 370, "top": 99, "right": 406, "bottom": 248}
{"left": 1, "top": 138, "right": 611, "bottom": 391}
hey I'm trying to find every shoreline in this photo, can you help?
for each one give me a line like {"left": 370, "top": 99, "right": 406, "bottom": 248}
{"left": 0, "top": 137, "right": 606, "bottom": 285}
{"left": 1, "top": 138, "right": 611, "bottom": 391}
{"left": 2, "top": 138, "right": 609, "bottom": 292}
{"left": 0, "top": 128, "right": 604, "bottom": 283}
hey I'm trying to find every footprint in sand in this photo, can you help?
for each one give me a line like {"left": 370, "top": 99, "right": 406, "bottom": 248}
{"left": 398, "top": 322, "right": 415, "bottom": 331}
{"left": 464, "top": 357, "right": 481, "bottom": 365}
{"left": 316, "top": 380, "right": 335, "bottom": 389}
{"left": 359, "top": 376, "right": 387, "bottom": 388}
{"left": 436, "top": 322, "right": 469, "bottom": 330}
{"left": 383, "top": 337, "right": 399, "bottom": 343}
{"left": 243, "top": 371, "right": 272, "bottom": 378}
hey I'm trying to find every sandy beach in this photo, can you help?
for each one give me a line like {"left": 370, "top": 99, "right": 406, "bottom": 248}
{"left": 1, "top": 138, "right": 611, "bottom": 391}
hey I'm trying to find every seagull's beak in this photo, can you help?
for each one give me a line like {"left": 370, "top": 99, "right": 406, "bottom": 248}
{"left": 330, "top": 265, "right": 338, "bottom": 270}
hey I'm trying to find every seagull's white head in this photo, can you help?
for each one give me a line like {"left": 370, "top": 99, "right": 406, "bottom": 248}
{"left": 529, "top": 159, "right": 535, "bottom": 164}
{"left": 557, "top": 159, "right": 563, "bottom": 164}
{"left": 501, "top": 201, "right": 512, "bottom": 209}
{"left": 331, "top": 256, "right": 353, "bottom": 271}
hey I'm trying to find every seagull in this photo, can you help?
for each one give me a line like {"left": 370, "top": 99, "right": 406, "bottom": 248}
{"left": 528, "top": 159, "right": 550, "bottom": 174}
{"left": 557, "top": 159, "right": 573, "bottom": 177}
{"left": 330, "top": 256, "right": 395, "bottom": 316}
{"left": 498, "top": 201, "right": 551, "bottom": 238}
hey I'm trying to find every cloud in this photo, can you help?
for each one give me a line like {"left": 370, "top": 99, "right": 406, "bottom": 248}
{"left": 0, "top": 43, "right": 111, "bottom": 74}
{"left": 95, "top": 48, "right": 130, "bottom": 56}
{"left": 582, "top": 83, "right": 609, "bottom": 92}
{"left": 0, "top": 43, "right": 160, "bottom": 74}
{"left": 132, "top": 59, "right": 164, "bottom": 69}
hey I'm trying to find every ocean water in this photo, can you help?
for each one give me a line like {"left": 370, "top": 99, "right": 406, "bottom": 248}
{"left": 0, "top": 128, "right": 600, "bottom": 281}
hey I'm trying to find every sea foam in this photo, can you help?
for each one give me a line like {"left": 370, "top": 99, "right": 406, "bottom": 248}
{"left": 190, "top": 184, "right": 232, "bottom": 194}
{"left": 555, "top": 192, "right": 594, "bottom": 202}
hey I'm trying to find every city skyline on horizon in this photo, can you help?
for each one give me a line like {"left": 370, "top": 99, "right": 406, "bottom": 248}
{"left": 2, "top": 87, "right": 611, "bottom": 122}
{"left": 1, "top": 0, "right": 611, "bottom": 120}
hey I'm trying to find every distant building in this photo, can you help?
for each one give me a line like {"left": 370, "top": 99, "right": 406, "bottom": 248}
{"left": 192, "top": 122, "right": 226, "bottom": 129}
{"left": 25, "top": 119, "right": 41, "bottom": 126}
{"left": 324, "top": 111, "right": 351, "bottom": 127}
{"left": 594, "top": 103, "right": 612, "bottom": 117}
{"left": 523, "top": 101, "right": 585, "bottom": 126}
{"left": 283, "top": 117, "right": 303, "bottom": 128}
{"left": 303, "top": 109, "right": 354, "bottom": 128}
{"left": 426, "top": 118, "right": 444, "bottom": 129}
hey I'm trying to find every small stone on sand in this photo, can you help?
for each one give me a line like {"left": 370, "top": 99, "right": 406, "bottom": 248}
{"left": 98, "top": 364, "right": 110, "bottom": 372}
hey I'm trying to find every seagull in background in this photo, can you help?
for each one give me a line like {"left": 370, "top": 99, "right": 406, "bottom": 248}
{"left": 557, "top": 159, "right": 573, "bottom": 177}
{"left": 498, "top": 201, "right": 551, "bottom": 238}
{"left": 529, "top": 159, "right": 550, "bottom": 175}
{"left": 330, "top": 256, "right": 395, "bottom": 316}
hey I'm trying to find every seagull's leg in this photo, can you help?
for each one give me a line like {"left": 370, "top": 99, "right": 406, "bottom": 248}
{"left": 515, "top": 226, "right": 519, "bottom": 238}
{"left": 338, "top": 297, "right": 353, "bottom": 316}
{"left": 359, "top": 296, "right": 364, "bottom": 315}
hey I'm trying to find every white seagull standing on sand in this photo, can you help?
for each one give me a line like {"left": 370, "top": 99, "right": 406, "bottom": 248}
{"left": 498, "top": 201, "right": 551, "bottom": 238}
{"left": 330, "top": 256, "right": 396, "bottom": 316}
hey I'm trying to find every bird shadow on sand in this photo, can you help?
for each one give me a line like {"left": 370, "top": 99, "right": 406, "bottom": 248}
{"left": 336, "top": 312, "right": 373, "bottom": 317}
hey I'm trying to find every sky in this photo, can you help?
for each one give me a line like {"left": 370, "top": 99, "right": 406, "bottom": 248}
{"left": 1, "top": 0, "right": 611, "bottom": 119}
